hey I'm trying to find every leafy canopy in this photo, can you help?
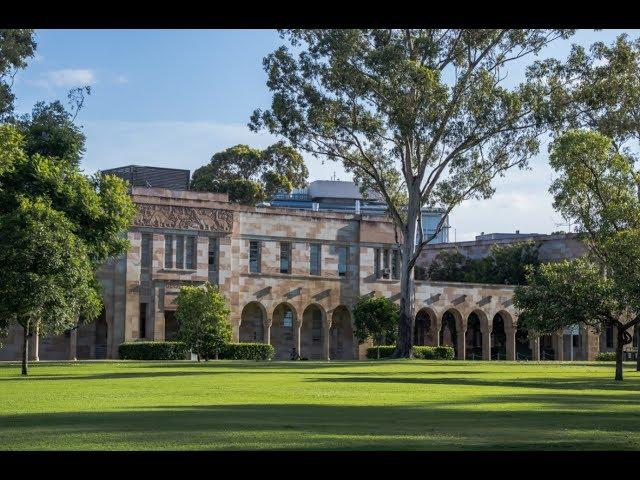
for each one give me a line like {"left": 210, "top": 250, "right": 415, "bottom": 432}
{"left": 352, "top": 295, "right": 399, "bottom": 345}
{"left": 427, "top": 241, "right": 541, "bottom": 285}
{"left": 0, "top": 29, "right": 36, "bottom": 118}
{"left": 190, "top": 142, "right": 308, "bottom": 204}
{"left": 175, "top": 283, "right": 232, "bottom": 360}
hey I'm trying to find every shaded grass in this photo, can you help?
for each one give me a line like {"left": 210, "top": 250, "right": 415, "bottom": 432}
{"left": 1, "top": 360, "right": 639, "bottom": 450}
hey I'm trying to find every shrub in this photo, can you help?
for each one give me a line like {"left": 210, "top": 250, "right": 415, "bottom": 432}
{"left": 118, "top": 341, "right": 189, "bottom": 360}
{"left": 219, "top": 343, "right": 275, "bottom": 361}
{"left": 365, "top": 345, "right": 396, "bottom": 359}
{"left": 413, "top": 345, "right": 455, "bottom": 360}
{"left": 596, "top": 351, "right": 617, "bottom": 361}
{"left": 365, "top": 345, "right": 455, "bottom": 360}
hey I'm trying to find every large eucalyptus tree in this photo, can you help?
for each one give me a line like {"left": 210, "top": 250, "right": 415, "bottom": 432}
{"left": 250, "top": 29, "right": 574, "bottom": 357}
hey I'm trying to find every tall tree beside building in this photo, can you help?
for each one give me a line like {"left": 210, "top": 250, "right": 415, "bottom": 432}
{"left": 190, "top": 142, "right": 308, "bottom": 204}
{"left": 534, "top": 34, "right": 640, "bottom": 369}
{"left": 0, "top": 29, "right": 36, "bottom": 118}
{"left": 0, "top": 124, "right": 136, "bottom": 374}
{"left": 250, "top": 29, "right": 574, "bottom": 357}
{"left": 514, "top": 130, "right": 640, "bottom": 380}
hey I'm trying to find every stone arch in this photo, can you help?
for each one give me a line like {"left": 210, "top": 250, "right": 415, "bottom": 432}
{"left": 440, "top": 308, "right": 462, "bottom": 358}
{"left": 95, "top": 311, "right": 108, "bottom": 360}
{"left": 515, "top": 324, "right": 532, "bottom": 360}
{"left": 240, "top": 302, "right": 267, "bottom": 343}
{"left": 465, "top": 310, "right": 486, "bottom": 360}
{"left": 540, "top": 333, "right": 555, "bottom": 360}
{"left": 414, "top": 308, "right": 437, "bottom": 346}
{"left": 271, "top": 302, "right": 298, "bottom": 360}
{"left": 301, "top": 303, "right": 327, "bottom": 360}
{"left": 491, "top": 312, "right": 508, "bottom": 360}
{"left": 330, "top": 305, "right": 355, "bottom": 360}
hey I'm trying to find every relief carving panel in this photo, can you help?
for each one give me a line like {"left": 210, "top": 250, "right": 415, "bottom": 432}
{"left": 134, "top": 203, "right": 233, "bottom": 232}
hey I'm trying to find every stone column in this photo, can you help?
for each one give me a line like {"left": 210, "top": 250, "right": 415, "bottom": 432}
{"left": 530, "top": 337, "right": 541, "bottom": 361}
{"left": 32, "top": 323, "right": 40, "bottom": 362}
{"left": 153, "top": 284, "right": 165, "bottom": 341}
{"left": 505, "top": 326, "right": 516, "bottom": 361}
{"left": 457, "top": 328, "right": 466, "bottom": 360}
{"left": 68, "top": 328, "right": 77, "bottom": 361}
{"left": 323, "top": 319, "right": 332, "bottom": 361}
{"left": 554, "top": 331, "right": 564, "bottom": 361}
{"left": 481, "top": 327, "right": 492, "bottom": 360}
{"left": 231, "top": 319, "right": 240, "bottom": 343}
{"left": 294, "top": 319, "right": 302, "bottom": 357}
{"left": 263, "top": 317, "right": 272, "bottom": 345}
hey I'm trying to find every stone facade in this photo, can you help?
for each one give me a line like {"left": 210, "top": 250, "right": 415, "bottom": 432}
{"left": 0, "top": 188, "right": 606, "bottom": 361}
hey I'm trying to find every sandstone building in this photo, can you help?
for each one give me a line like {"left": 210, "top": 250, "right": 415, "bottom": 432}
{"left": 0, "top": 184, "right": 615, "bottom": 362}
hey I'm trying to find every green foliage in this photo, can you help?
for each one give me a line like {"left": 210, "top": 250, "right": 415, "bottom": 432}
{"left": 596, "top": 352, "right": 617, "bottom": 362}
{"left": 514, "top": 259, "right": 622, "bottom": 336}
{"left": 118, "top": 341, "right": 189, "bottom": 360}
{"left": 352, "top": 296, "right": 399, "bottom": 346}
{"left": 175, "top": 283, "right": 232, "bottom": 360}
{"left": 0, "top": 196, "right": 102, "bottom": 337}
{"left": 0, "top": 30, "right": 36, "bottom": 118}
{"left": 15, "top": 100, "right": 87, "bottom": 167}
{"left": 0, "top": 124, "right": 135, "bottom": 373}
{"left": 427, "top": 241, "right": 541, "bottom": 285}
{"left": 366, "top": 345, "right": 454, "bottom": 359}
{"left": 365, "top": 346, "right": 396, "bottom": 359}
{"left": 412, "top": 345, "right": 455, "bottom": 360}
{"left": 190, "top": 142, "right": 308, "bottom": 204}
{"left": 219, "top": 343, "right": 275, "bottom": 361}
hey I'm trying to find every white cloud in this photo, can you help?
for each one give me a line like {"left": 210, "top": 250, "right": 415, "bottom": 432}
{"left": 30, "top": 69, "right": 96, "bottom": 88}
{"left": 113, "top": 74, "right": 128, "bottom": 84}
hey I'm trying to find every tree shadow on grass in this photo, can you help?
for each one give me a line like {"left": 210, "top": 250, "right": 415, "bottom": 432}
{"left": 310, "top": 374, "right": 640, "bottom": 392}
{"left": 2, "top": 403, "right": 639, "bottom": 450}
{"left": 0, "top": 371, "right": 222, "bottom": 382}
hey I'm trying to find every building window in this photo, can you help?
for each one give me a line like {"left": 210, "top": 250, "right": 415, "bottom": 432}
{"left": 175, "top": 236, "right": 185, "bottom": 269}
{"left": 310, "top": 243, "right": 321, "bottom": 276}
{"left": 606, "top": 325, "right": 614, "bottom": 348}
{"left": 208, "top": 237, "right": 218, "bottom": 271}
{"left": 141, "top": 233, "right": 152, "bottom": 269}
{"left": 391, "top": 249, "right": 400, "bottom": 280}
{"left": 374, "top": 248, "right": 381, "bottom": 279}
{"left": 164, "top": 234, "right": 173, "bottom": 268}
{"left": 280, "top": 242, "right": 292, "bottom": 274}
{"left": 139, "top": 303, "right": 147, "bottom": 339}
{"left": 185, "top": 236, "right": 196, "bottom": 270}
{"left": 338, "top": 246, "right": 348, "bottom": 277}
{"left": 249, "top": 240, "right": 261, "bottom": 274}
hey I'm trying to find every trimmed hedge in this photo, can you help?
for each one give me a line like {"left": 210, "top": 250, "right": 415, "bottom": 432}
{"left": 365, "top": 346, "right": 396, "bottom": 359}
{"left": 219, "top": 343, "right": 275, "bottom": 361}
{"left": 365, "top": 345, "right": 455, "bottom": 360}
{"left": 596, "top": 352, "right": 617, "bottom": 361}
{"left": 413, "top": 345, "right": 455, "bottom": 360}
{"left": 118, "top": 341, "right": 189, "bottom": 360}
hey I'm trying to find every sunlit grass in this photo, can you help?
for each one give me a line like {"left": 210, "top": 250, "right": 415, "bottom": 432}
{"left": 1, "top": 359, "right": 639, "bottom": 450}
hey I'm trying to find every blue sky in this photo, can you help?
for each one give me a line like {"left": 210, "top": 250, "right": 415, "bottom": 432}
{"left": 11, "top": 29, "right": 640, "bottom": 241}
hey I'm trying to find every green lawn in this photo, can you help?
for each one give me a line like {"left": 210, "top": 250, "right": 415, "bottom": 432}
{"left": 1, "top": 360, "right": 640, "bottom": 450}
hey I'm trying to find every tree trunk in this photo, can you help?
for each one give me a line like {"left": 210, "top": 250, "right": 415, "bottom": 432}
{"left": 196, "top": 352, "right": 201, "bottom": 362}
{"left": 21, "top": 322, "right": 30, "bottom": 376}
{"left": 394, "top": 198, "right": 419, "bottom": 358}
{"left": 635, "top": 327, "right": 640, "bottom": 372}
{"left": 615, "top": 326, "right": 624, "bottom": 381}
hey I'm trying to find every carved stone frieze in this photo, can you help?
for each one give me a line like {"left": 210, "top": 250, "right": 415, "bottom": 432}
{"left": 134, "top": 203, "right": 233, "bottom": 232}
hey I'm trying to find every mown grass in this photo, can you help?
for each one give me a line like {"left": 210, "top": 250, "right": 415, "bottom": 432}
{"left": 1, "top": 360, "right": 639, "bottom": 450}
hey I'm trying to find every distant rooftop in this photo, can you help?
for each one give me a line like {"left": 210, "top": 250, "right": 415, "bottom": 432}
{"left": 475, "top": 231, "right": 544, "bottom": 241}
{"left": 101, "top": 165, "right": 191, "bottom": 191}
